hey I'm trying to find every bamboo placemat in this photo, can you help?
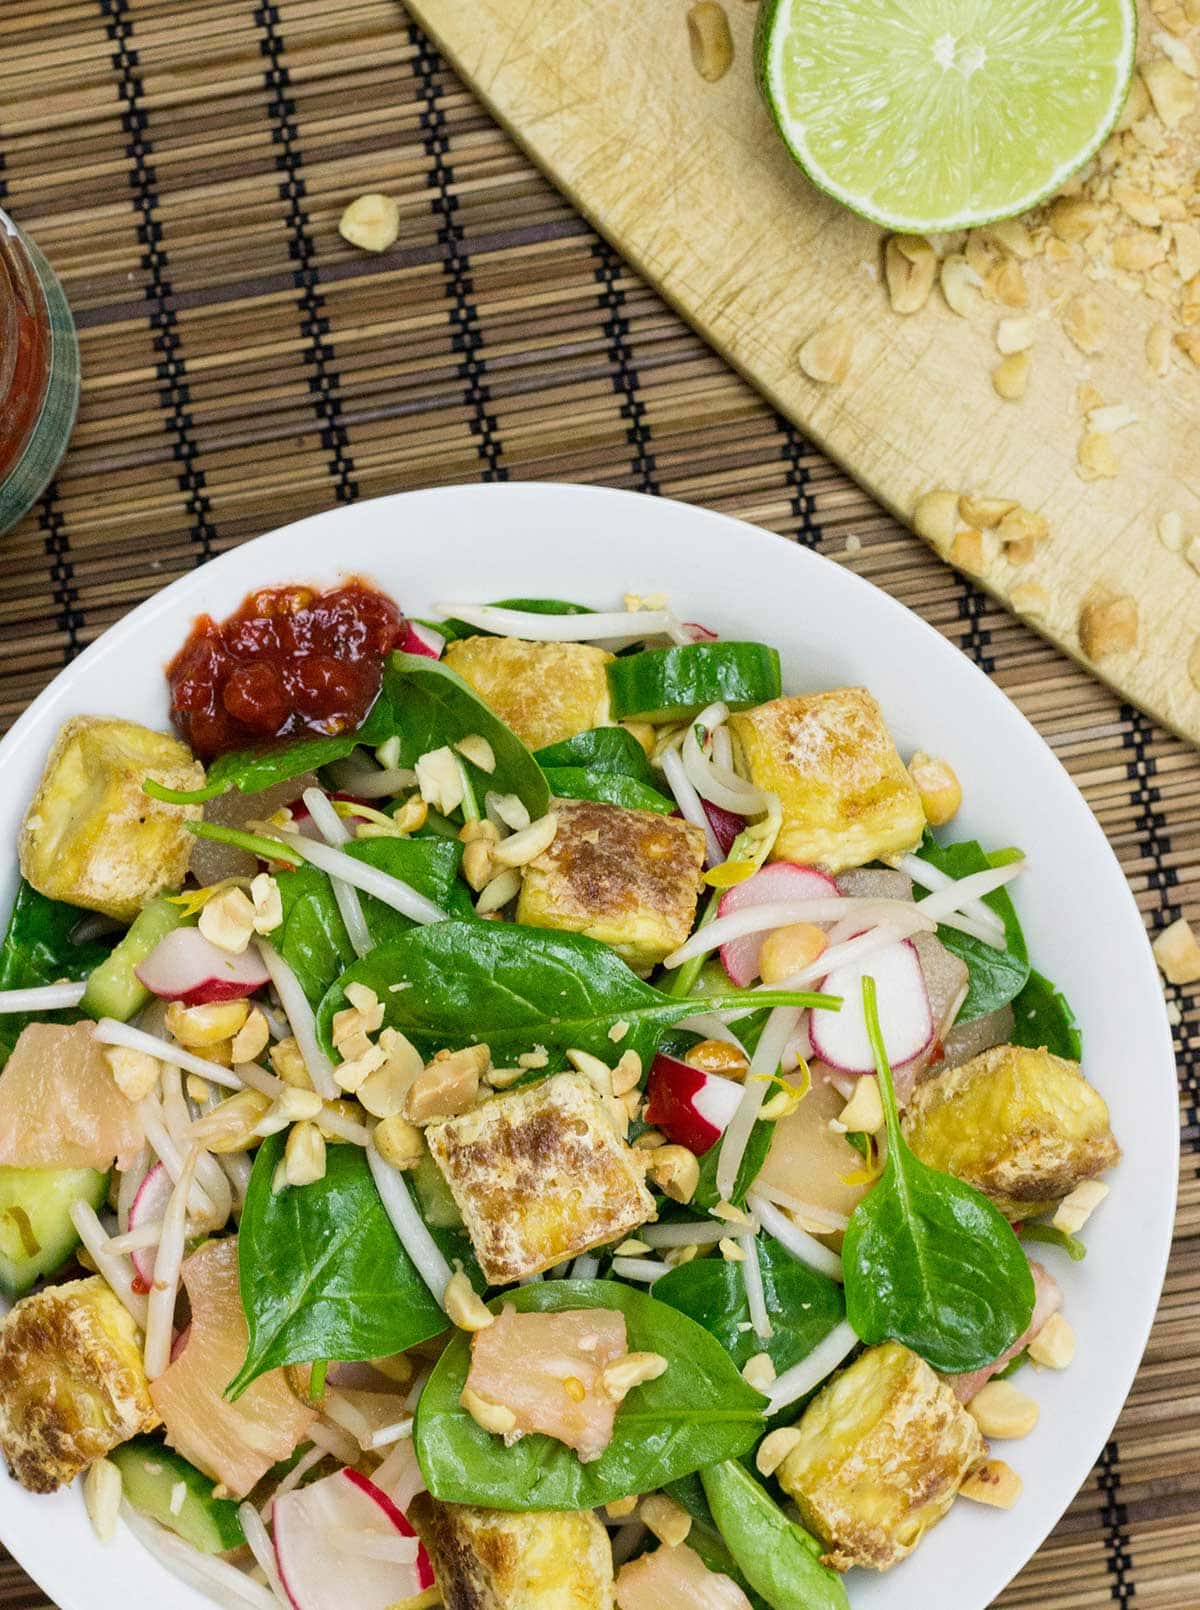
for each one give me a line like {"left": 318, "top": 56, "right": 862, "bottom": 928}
{"left": 0, "top": 3, "right": 1195, "bottom": 1606}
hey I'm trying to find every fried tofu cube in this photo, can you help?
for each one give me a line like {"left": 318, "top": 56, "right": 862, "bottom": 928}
{"left": 409, "top": 1495, "right": 616, "bottom": 1609}
{"left": 19, "top": 716, "right": 204, "bottom": 919}
{"left": 0, "top": 1276, "right": 158, "bottom": 1493}
{"left": 903, "top": 1043, "right": 1120, "bottom": 1219}
{"left": 727, "top": 689, "right": 925, "bottom": 873}
{"left": 443, "top": 636, "right": 613, "bottom": 750}
{"left": 777, "top": 1340, "right": 985, "bottom": 1572}
{"left": 425, "top": 1073, "right": 655, "bottom": 1284}
{"left": 516, "top": 796, "right": 705, "bottom": 970}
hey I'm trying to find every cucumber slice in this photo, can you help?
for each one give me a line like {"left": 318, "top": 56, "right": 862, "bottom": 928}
{"left": 0, "top": 1165, "right": 107, "bottom": 1298}
{"left": 412, "top": 1149, "right": 463, "bottom": 1228}
{"left": 80, "top": 895, "right": 192, "bottom": 1022}
{"left": 110, "top": 1438, "right": 246, "bottom": 1554}
{"left": 607, "top": 643, "right": 781, "bottom": 723}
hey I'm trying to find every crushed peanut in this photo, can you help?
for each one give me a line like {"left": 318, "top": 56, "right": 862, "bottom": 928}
{"left": 686, "top": 1, "right": 733, "bottom": 82}
{"left": 1078, "top": 589, "right": 1139, "bottom": 659}
{"left": 249, "top": 873, "right": 282, "bottom": 934}
{"left": 1077, "top": 430, "right": 1121, "bottom": 480}
{"left": 1052, "top": 1179, "right": 1110, "bottom": 1234}
{"left": 1028, "top": 1312, "right": 1077, "bottom": 1370}
{"left": 600, "top": 1351, "right": 669, "bottom": 1403}
{"left": 1153, "top": 914, "right": 1200, "bottom": 983}
{"left": 797, "top": 321, "right": 855, "bottom": 384}
{"left": 406, "top": 1045, "right": 488, "bottom": 1124}
{"left": 284, "top": 1120, "right": 326, "bottom": 1188}
{"left": 640, "top": 1493, "right": 692, "bottom": 1548}
{"left": 445, "top": 1266, "right": 494, "bottom": 1331}
{"left": 166, "top": 998, "right": 250, "bottom": 1049}
{"left": 884, "top": 234, "right": 937, "bottom": 314}
{"left": 959, "top": 494, "right": 1015, "bottom": 528}
{"left": 960, "top": 1459, "right": 1023, "bottom": 1509}
{"left": 460, "top": 1385, "right": 516, "bottom": 1434}
{"left": 475, "top": 869, "right": 522, "bottom": 915}
{"left": 1009, "top": 581, "right": 1050, "bottom": 617}
{"left": 492, "top": 812, "right": 558, "bottom": 869}
{"left": 683, "top": 1039, "right": 750, "bottom": 1080}
{"left": 991, "top": 352, "right": 1029, "bottom": 401}
{"left": 197, "top": 887, "right": 256, "bottom": 955}
{"left": 646, "top": 1145, "right": 700, "bottom": 1204}
{"left": 104, "top": 1045, "right": 160, "bottom": 1104}
{"left": 835, "top": 1073, "right": 884, "bottom": 1134}
{"left": 950, "top": 527, "right": 988, "bottom": 576}
{"left": 455, "top": 734, "right": 496, "bottom": 773}
{"left": 414, "top": 747, "right": 465, "bottom": 816}
{"left": 374, "top": 1114, "right": 424, "bottom": 1170}
{"left": 908, "top": 751, "right": 962, "bottom": 827}
{"left": 742, "top": 1352, "right": 776, "bottom": 1390}
{"left": 230, "top": 1008, "right": 270, "bottom": 1065}
{"left": 338, "top": 193, "right": 400, "bottom": 254}
{"left": 967, "top": 1380, "right": 1040, "bottom": 1440}
{"left": 756, "top": 1426, "right": 803, "bottom": 1477}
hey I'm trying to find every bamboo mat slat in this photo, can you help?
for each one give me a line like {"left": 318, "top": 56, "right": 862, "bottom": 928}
{"left": 0, "top": 3, "right": 1196, "bottom": 1607}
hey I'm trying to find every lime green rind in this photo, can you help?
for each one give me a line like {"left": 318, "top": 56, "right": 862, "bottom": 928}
{"left": 757, "top": 0, "right": 1137, "bottom": 235}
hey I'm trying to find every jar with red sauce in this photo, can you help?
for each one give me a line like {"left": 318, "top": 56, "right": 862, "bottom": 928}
{"left": 0, "top": 211, "right": 80, "bottom": 536}
{"left": 168, "top": 581, "right": 406, "bottom": 760}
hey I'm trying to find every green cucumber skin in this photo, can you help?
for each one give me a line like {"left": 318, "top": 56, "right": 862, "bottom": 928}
{"left": 110, "top": 1438, "right": 246, "bottom": 1553}
{"left": 607, "top": 642, "right": 782, "bottom": 722}
{"left": 0, "top": 1165, "right": 107, "bottom": 1298}
{"left": 80, "top": 896, "right": 192, "bottom": 1021}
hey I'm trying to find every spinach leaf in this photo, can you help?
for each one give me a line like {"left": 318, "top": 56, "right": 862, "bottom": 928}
{"left": 917, "top": 836, "right": 1030, "bottom": 1020}
{"left": 654, "top": 1237, "right": 844, "bottom": 1376}
{"left": 701, "top": 1460, "right": 849, "bottom": 1610}
{"left": 540, "top": 766, "right": 675, "bottom": 814}
{"left": 842, "top": 976, "right": 1035, "bottom": 1374}
{"left": 0, "top": 881, "right": 116, "bottom": 1066}
{"left": 363, "top": 653, "right": 548, "bottom": 818}
{"left": 145, "top": 732, "right": 368, "bottom": 806}
{"left": 1009, "top": 968, "right": 1082, "bottom": 1059}
{"left": 315, "top": 922, "right": 837, "bottom": 1069}
{"left": 269, "top": 837, "right": 472, "bottom": 1006}
{"left": 435, "top": 597, "right": 593, "bottom": 642}
{"left": 414, "top": 1280, "right": 765, "bottom": 1510}
{"left": 691, "top": 1118, "right": 774, "bottom": 1212}
{"left": 534, "top": 727, "right": 655, "bottom": 786}
{"left": 229, "top": 1134, "right": 461, "bottom": 1397}
{"left": 664, "top": 1475, "right": 771, "bottom": 1610}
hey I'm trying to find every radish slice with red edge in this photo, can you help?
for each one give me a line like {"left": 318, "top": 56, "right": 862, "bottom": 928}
{"left": 644, "top": 1054, "right": 743, "bottom": 1155}
{"left": 685, "top": 622, "right": 719, "bottom": 642}
{"left": 809, "top": 936, "right": 933, "bottom": 1074}
{"left": 397, "top": 621, "right": 444, "bottom": 659}
{"left": 128, "top": 1161, "right": 172, "bottom": 1284}
{"left": 274, "top": 1468, "right": 432, "bottom": 1610}
{"left": 718, "top": 862, "right": 841, "bottom": 986}
{"left": 702, "top": 800, "right": 743, "bottom": 858}
{"left": 135, "top": 927, "right": 269, "bottom": 1005}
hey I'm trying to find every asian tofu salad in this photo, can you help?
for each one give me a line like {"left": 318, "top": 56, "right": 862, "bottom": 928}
{"left": 0, "top": 580, "right": 1119, "bottom": 1610}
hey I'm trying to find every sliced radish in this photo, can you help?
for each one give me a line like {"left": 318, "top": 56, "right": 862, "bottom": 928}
{"left": 397, "top": 621, "right": 444, "bottom": 659}
{"left": 717, "top": 862, "right": 841, "bottom": 986}
{"left": 644, "top": 1054, "right": 744, "bottom": 1155}
{"left": 128, "top": 1161, "right": 172, "bottom": 1284}
{"left": 702, "top": 800, "right": 743, "bottom": 858}
{"left": 684, "top": 621, "right": 720, "bottom": 643}
{"left": 274, "top": 1468, "right": 432, "bottom": 1610}
{"left": 135, "top": 927, "right": 269, "bottom": 1005}
{"left": 809, "top": 936, "right": 933, "bottom": 1074}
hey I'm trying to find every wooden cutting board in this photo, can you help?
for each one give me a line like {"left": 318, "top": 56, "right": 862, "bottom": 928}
{"left": 405, "top": 0, "right": 1200, "bottom": 746}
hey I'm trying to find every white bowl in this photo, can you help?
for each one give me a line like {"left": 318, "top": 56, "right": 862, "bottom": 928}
{"left": 0, "top": 483, "right": 1176, "bottom": 1610}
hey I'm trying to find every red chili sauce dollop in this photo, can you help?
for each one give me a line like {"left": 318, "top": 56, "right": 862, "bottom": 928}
{"left": 167, "top": 581, "right": 405, "bottom": 760}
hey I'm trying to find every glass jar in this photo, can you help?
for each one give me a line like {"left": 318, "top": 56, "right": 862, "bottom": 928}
{"left": 0, "top": 211, "right": 79, "bottom": 535}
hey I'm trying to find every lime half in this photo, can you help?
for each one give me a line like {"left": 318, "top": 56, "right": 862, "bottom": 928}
{"left": 757, "top": 0, "right": 1137, "bottom": 232}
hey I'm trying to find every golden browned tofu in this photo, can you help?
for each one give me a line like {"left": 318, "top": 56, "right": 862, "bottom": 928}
{"left": 443, "top": 636, "right": 613, "bottom": 750}
{"left": 903, "top": 1043, "right": 1120, "bottom": 1219}
{"left": 19, "top": 716, "right": 204, "bottom": 919}
{"left": 425, "top": 1073, "right": 654, "bottom": 1284}
{"left": 516, "top": 796, "right": 705, "bottom": 970}
{"left": 410, "top": 1495, "right": 616, "bottom": 1610}
{"left": 728, "top": 689, "right": 925, "bottom": 873}
{"left": 778, "top": 1341, "right": 985, "bottom": 1571}
{"left": 0, "top": 1277, "right": 158, "bottom": 1493}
